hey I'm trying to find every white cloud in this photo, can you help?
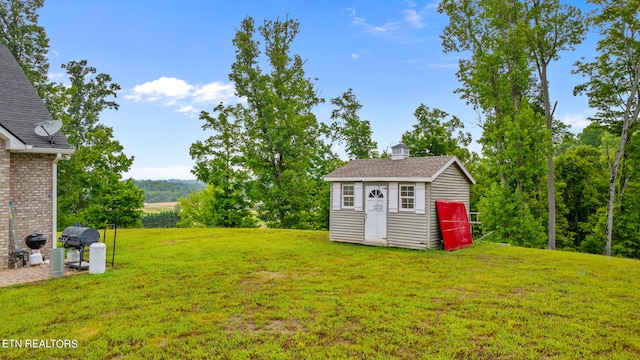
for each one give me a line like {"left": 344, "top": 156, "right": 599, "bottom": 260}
{"left": 425, "top": 1, "right": 439, "bottom": 9}
{"left": 192, "top": 81, "right": 236, "bottom": 104}
{"left": 427, "top": 62, "right": 458, "bottom": 69}
{"left": 402, "top": 9, "right": 424, "bottom": 28}
{"left": 345, "top": 7, "right": 356, "bottom": 17}
{"left": 348, "top": 4, "right": 436, "bottom": 38}
{"left": 351, "top": 52, "right": 361, "bottom": 59}
{"left": 177, "top": 105, "right": 198, "bottom": 114}
{"left": 352, "top": 16, "right": 399, "bottom": 34}
{"left": 127, "top": 77, "right": 193, "bottom": 102}
{"left": 125, "top": 76, "right": 240, "bottom": 115}
{"left": 125, "top": 165, "right": 195, "bottom": 180}
{"left": 402, "top": 58, "right": 458, "bottom": 69}
{"left": 48, "top": 72, "right": 66, "bottom": 81}
{"left": 561, "top": 111, "right": 594, "bottom": 131}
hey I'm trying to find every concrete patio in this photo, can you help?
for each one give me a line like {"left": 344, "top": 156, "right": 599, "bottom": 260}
{"left": 0, "top": 262, "right": 80, "bottom": 287}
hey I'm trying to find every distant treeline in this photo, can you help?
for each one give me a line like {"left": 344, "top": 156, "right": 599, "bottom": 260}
{"left": 141, "top": 210, "right": 181, "bottom": 228}
{"left": 135, "top": 180, "right": 205, "bottom": 203}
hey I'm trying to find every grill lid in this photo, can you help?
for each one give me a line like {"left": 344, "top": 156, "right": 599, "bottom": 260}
{"left": 25, "top": 232, "right": 47, "bottom": 249}
{"left": 59, "top": 226, "right": 100, "bottom": 247}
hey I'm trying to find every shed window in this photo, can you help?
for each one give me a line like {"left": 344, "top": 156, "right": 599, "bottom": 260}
{"left": 342, "top": 185, "right": 355, "bottom": 207}
{"left": 400, "top": 185, "right": 415, "bottom": 209}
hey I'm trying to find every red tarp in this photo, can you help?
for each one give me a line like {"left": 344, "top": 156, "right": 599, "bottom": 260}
{"left": 435, "top": 200, "right": 473, "bottom": 251}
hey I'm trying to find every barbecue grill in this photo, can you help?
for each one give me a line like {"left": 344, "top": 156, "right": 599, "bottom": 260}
{"left": 59, "top": 225, "right": 101, "bottom": 270}
{"left": 25, "top": 232, "right": 47, "bottom": 265}
{"left": 25, "top": 232, "right": 47, "bottom": 250}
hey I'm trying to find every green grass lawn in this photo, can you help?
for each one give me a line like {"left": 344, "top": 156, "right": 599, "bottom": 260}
{"left": 1, "top": 228, "right": 639, "bottom": 359}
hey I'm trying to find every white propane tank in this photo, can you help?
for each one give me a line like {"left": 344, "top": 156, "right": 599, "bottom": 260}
{"left": 89, "top": 243, "right": 106, "bottom": 274}
{"left": 29, "top": 251, "right": 43, "bottom": 265}
{"left": 67, "top": 249, "right": 80, "bottom": 263}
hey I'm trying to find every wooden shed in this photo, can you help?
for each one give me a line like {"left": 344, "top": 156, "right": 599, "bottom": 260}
{"left": 324, "top": 144, "right": 475, "bottom": 250}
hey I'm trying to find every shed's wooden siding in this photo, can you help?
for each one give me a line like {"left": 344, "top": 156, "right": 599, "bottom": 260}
{"left": 386, "top": 211, "right": 428, "bottom": 250}
{"left": 428, "top": 163, "right": 471, "bottom": 249}
{"left": 329, "top": 182, "right": 365, "bottom": 243}
{"left": 386, "top": 181, "right": 429, "bottom": 249}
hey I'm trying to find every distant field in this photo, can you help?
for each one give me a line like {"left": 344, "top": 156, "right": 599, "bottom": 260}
{"left": 142, "top": 202, "right": 178, "bottom": 213}
{"left": 1, "top": 228, "right": 639, "bottom": 359}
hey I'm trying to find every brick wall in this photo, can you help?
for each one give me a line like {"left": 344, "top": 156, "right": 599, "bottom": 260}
{"left": 0, "top": 150, "right": 56, "bottom": 268}
{"left": 0, "top": 140, "right": 10, "bottom": 269}
{"left": 10, "top": 152, "right": 55, "bottom": 264}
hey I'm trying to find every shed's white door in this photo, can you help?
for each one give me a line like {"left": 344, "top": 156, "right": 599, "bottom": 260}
{"left": 365, "top": 185, "right": 387, "bottom": 244}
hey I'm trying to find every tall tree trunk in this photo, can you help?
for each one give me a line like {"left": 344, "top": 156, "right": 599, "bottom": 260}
{"left": 605, "top": 172, "right": 616, "bottom": 257}
{"left": 547, "top": 154, "right": 556, "bottom": 249}
{"left": 541, "top": 64, "right": 555, "bottom": 250}
{"left": 606, "top": 130, "right": 628, "bottom": 256}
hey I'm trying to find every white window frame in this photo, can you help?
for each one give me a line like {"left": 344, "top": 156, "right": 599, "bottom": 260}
{"left": 400, "top": 184, "right": 415, "bottom": 211}
{"left": 342, "top": 184, "right": 355, "bottom": 208}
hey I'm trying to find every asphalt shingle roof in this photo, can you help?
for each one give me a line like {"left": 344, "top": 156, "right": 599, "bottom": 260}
{"left": 0, "top": 44, "right": 72, "bottom": 151}
{"left": 324, "top": 156, "right": 474, "bottom": 183}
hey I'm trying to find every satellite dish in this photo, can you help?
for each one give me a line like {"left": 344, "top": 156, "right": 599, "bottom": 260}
{"left": 34, "top": 120, "right": 63, "bottom": 144}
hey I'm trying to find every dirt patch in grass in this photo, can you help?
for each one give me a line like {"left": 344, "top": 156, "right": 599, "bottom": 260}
{"left": 256, "top": 270, "right": 287, "bottom": 279}
{"left": 265, "top": 319, "right": 305, "bottom": 334}
{"left": 225, "top": 315, "right": 305, "bottom": 334}
{"left": 161, "top": 238, "right": 200, "bottom": 245}
{"left": 150, "top": 337, "right": 169, "bottom": 348}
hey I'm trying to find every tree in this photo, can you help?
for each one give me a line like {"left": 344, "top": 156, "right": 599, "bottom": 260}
{"left": 134, "top": 180, "right": 205, "bottom": 203}
{"left": 0, "top": 0, "right": 49, "bottom": 95}
{"left": 0, "top": 0, "right": 68, "bottom": 131}
{"left": 141, "top": 210, "right": 180, "bottom": 228}
{"left": 227, "top": 16, "right": 327, "bottom": 228}
{"left": 1, "top": 1, "right": 143, "bottom": 228}
{"left": 611, "top": 132, "right": 640, "bottom": 257}
{"left": 400, "top": 104, "right": 471, "bottom": 161}
{"left": 439, "top": 0, "right": 549, "bottom": 246}
{"left": 82, "top": 178, "right": 144, "bottom": 228}
{"left": 177, "top": 185, "right": 217, "bottom": 228}
{"left": 573, "top": 0, "right": 640, "bottom": 256}
{"left": 478, "top": 105, "right": 548, "bottom": 247}
{"left": 578, "top": 123, "right": 607, "bottom": 148}
{"left": 57, "top": 60, "right": 144, "bottom": 228}
{"left": 190, "top": 103, "right": 255, "bottom": 228}
{"left": 524, "top": 0, "right": 586, "bottom": 250}
{"left": 555, "top": 145, "right": 608, "bottom": 249}
{"left": 176, "top": 184, "right": 256, "bottom": 228}
{"left": 329, "top": 89, "right": 378, "bottom": 159}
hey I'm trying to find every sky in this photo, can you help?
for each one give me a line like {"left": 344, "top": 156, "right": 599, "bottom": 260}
{"left": 37, "top": 0, "right": 597, "bottom": 180}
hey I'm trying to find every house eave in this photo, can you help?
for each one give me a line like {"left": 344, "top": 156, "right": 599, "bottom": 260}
{"left": 11, "top": 146, "right": 75, "bottom": 155}
{"left": 1, "top": 124, "right": 74, "bottom": 155}
{"left": 0, "top": 125, "right": 26, "bottom": 149}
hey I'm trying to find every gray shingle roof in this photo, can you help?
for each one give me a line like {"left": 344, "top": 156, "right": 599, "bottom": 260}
{"left": 324, "top": 156, "right": 475, "bottom": 184}
{"left": 0, "top": 44, "right": 72, "bottom": 152}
